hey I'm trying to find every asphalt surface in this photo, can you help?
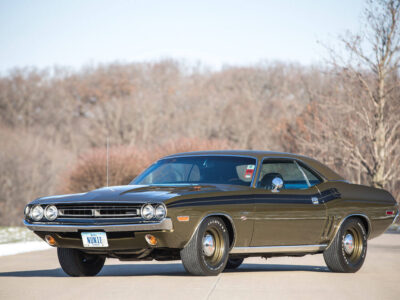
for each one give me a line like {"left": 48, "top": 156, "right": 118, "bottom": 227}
{"left": 0, "top": 234, "right": 399, "bottom": 300}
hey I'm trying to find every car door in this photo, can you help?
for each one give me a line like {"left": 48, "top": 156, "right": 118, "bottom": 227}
{"left": 250, "top": 158, "right": 327, "bottom": 246}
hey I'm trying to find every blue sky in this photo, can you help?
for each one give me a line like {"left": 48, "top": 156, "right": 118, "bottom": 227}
{"left": 0, "top": 0, "right": 365, "bottom": 71}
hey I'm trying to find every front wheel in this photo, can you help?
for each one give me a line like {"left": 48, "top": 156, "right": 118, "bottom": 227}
{"left": 180, "top": 217, "right": 229, "bottom": 276}
{"left": 323, "top": 218, "right": 367, "bottom": 273}
{"left": 57, "top": 248, "right": 105, "bottom": 277}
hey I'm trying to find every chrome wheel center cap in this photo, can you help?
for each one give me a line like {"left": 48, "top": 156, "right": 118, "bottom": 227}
{"left": 202, "top": 234, "right": 215, "bottom": 257}
{"left": 343, "top": 233, "right": 355, "bottom": 255}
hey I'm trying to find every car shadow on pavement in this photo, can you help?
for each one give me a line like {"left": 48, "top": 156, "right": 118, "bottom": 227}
{"left": 228, "top": 263, "right": 329, "bottom": 273}
{"left": 0, "top": 263, "right": 329, "bottom": 277}
{"left": 0, "top": 268, "right": 67, "bottom": 277}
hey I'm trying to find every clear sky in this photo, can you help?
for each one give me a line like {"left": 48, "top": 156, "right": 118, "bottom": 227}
{"left": 0, "top": 0, "right": 365, "bottom": 72}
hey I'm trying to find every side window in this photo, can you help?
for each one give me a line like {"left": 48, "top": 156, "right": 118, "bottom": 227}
{"left": 257, "top": 160, "right": 314, "bottom": 190}
{"left": 298, "top": 163, "right": 322, "bottom": 187}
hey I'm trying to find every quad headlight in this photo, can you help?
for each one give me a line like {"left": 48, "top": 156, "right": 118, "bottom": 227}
{"left": 28, "top": 205, "right": 58, "bottom": 221}
{"left": 141, "top": 204, "right": 167, "bottom": 220}
{"left": 30, "top": 205, "right": 44, "bottom": 221}
{"left": 44, "top": 205, "right": 58, "bottom": 221}
{"left": 141, "top": 204, "right": 155, "bottom": 220}
{"left": 24, "top": 205, "right": 30, "bottom": 217}
{"left": 155, "top": 204, "right": 167, "bottom": 219}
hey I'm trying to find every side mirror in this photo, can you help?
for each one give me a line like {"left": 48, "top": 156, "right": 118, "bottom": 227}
{"left": 271, "top": 177, "right": 283, "bottom": 192}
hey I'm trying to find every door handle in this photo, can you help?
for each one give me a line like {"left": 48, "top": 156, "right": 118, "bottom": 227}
{"left": 311, "top": 197, "right": 319, "bottom": 205}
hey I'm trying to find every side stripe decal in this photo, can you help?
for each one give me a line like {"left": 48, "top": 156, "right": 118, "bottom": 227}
{"left": 167, "top": 188, "right": 341, "bottom": 208}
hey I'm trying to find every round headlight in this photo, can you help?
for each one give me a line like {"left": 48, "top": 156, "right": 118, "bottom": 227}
{"left": 141, "top": 204, "right": 155, "bottom": 220}
{"left": 155, "top": 204, "right": 166, "bottom": 219}
{"left": 44, "top": 205, "right": 58, "bottom": 221}
{"left": 24, "top": 205, "right": 30, "bottom": 217}
{"left": 30, "top": 205, "right": 44, "bottom": 221}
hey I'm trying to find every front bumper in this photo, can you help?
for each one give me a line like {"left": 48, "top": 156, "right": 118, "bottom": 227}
{"left": 23, "top": 218, "right": 173, "bottom": 232}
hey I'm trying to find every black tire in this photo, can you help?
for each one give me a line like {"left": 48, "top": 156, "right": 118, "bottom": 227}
{"left": 57, "top": 248, "right": 105, "bottom": 277}
{"left": 180, "top": 217, "right": 229, "bottom": 276}
{"left": 225, "top": 258, "right": 244, "bottom": 270}
{"left": 323, "top": 218, "right": 367, "bottom": 273}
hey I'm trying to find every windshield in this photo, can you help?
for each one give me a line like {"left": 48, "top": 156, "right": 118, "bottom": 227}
{"left": 131, "top": 156, "right": 257, "bottom": 186}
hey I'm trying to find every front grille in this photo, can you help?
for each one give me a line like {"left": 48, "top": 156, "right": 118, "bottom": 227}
{"left": 57, "top": 204, "right": 141, "bottom": 218}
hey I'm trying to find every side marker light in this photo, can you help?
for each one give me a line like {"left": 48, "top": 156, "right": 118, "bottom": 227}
{"left": 177, "top": 216, "right": 190, "bottom": 222}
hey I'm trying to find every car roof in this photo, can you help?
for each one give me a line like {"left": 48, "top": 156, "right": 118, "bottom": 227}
{"left": 164, "top": 150, "right": 344, "bottom": 181}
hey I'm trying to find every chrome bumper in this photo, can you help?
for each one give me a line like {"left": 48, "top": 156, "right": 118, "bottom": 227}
{"left": 24, "top": 218, "right": 173, "bottom": 232}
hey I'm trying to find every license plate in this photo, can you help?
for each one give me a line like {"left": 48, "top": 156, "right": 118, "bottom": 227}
{"left": 81, "top": 232, "right": 108, "bottom": 247}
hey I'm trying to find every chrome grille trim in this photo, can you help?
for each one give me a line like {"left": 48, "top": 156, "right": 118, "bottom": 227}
{"left": 57, "top": 205, "right": 141, "bottom": 218}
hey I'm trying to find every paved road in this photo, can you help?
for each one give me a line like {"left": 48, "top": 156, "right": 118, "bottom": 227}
{"left": 0, "top": 234, "right": 399, "bottom": 300}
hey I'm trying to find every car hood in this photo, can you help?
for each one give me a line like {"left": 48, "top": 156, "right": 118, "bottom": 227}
{"left": 31, "top": 184, "right": 249, "bottom": 205}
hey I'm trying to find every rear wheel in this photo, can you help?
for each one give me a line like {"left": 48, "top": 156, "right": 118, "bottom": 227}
{"left": 57, "top": 248, "right": 105, "bottom": 277}
{"left": 180, "top": 217, "right": 229, "bottom": 276}
{"left": 323, "top": 218, "right": 367, "bottom": 273}
{"left": 225, "top": 257, "right": 244, "bottom": 270}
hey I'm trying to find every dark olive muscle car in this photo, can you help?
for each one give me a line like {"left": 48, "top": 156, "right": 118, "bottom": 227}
{"left": 24, "top": 151, "right": 399, "bottom": 276}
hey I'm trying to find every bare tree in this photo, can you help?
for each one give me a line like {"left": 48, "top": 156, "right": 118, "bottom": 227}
{"left": 285, "top": 0, "right": 400, "bottom": 196}
{"left": 337, "top": 0, "right": 400, "bottom": 189}
{"left": 1, "top": 21, "right": 399, "bottom": 225}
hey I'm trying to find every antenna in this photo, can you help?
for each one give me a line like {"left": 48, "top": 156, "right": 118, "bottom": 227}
{"left": 106, "top": 136, "right": 109, "bottom": 187}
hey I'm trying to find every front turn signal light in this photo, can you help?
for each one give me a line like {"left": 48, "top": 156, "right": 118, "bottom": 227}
{"left": 45, "top": 235, "right": 57, "bottom": 246}
{"left": 145, "top": 234, "right": 157, "bottom": 246}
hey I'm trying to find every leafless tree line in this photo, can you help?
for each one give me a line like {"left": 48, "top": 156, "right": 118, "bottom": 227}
{"left": 284, "top": 0, "right": 400, "bottom": 199}
{"left": 0, "top": 0, "right": 398, "bottom": 225}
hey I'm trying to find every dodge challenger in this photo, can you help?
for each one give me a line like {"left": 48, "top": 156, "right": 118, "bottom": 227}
{"left": 24, "top": 151, "right": 399, "bottom": 276}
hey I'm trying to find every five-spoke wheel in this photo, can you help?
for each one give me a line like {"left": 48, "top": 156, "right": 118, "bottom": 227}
{"left": 323, "top": 217, "right": 367, "bottom": 273}
{"left": 180, "top": 217, "right": 229, "bottom": 276}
